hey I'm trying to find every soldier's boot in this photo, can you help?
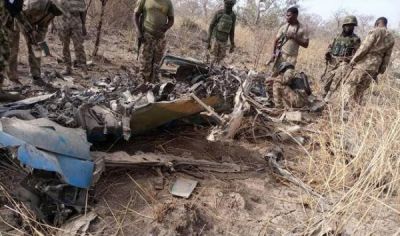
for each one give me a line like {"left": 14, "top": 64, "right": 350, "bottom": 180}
{"left": 0, "top": 75, "right": 24, "bottom": 102}
{"left": 80, "top": 66, "right": 90, "bottom": 80}
{"left": 32, "top": 76, "right": 48, "bottom": 87}
{"left": 61, "top": 66, "right": 72, "bottom": 76}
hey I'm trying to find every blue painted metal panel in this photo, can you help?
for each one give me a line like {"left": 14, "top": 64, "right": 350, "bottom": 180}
{"left": 0, "top": 118, "right": 95, "bottom": 188}
{"left": 0, "top": 118, "right": 91, "bottom": 160}
{"left": 17, "top": 144, "right": 94, "bottom": 188}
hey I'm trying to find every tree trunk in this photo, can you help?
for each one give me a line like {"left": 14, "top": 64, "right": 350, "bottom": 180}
{"left": 92, "top": 0, "right": 108, "bottom": 57}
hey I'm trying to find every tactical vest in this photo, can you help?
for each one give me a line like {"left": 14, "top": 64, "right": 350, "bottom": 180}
{"left": 330, "top": 34, "right": 359, "bottom": 58}
{"left": 215, "top": 13, "right": 233, "bottom": 42}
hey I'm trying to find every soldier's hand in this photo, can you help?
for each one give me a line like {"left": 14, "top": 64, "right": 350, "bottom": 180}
{"left": 325, "top": 52, "right": 332, "bottom": 61}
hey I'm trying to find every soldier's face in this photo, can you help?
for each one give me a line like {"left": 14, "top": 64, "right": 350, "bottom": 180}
{"left": 286, "top": 12, "right": 297, "bottom": 23}
{"left": 343, "top": 24, "right": 355, "bottom": 34}
{"left": 225, "top": 3, "right": 234, "bottom": 12}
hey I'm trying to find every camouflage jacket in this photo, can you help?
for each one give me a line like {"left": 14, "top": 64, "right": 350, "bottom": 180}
{"left": 351, "top": 27, "right": 395, "bottom": 74}
{"left": 329, "top": 33, "right": 361, "bottom": 62}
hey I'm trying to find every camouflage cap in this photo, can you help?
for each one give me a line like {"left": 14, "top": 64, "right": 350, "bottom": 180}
{"left": 278, "top": 62, "right": 295, "bottom": 74}
{"left": 343, "top": 15, "right": 358, "bottom": 26}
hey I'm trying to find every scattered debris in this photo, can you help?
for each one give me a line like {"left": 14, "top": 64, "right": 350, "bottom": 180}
{"left": 170, "top": 178, "right": 198, "bottom": 198}
{"left": 56, "top": 212, "right": 97, "bottom": 236}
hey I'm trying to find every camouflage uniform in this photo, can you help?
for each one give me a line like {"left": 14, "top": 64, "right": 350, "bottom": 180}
{"left": 273, "top": 68, "right": 309, "bottom": 108}
{"left": 9, "top": 0, "right": 58, "bottom": 80}
{"left": 0, "top": 0, "right": 10, "bottom": 86}
{"left": 345, "top": 27, "right": 395, "bottom": 105}
{"left": 208, "top": 8, "right": 236, "bottom": 65}
{"left": 271, "top": 22, "right": 309, "bottom": 75}
{"left": 322, "top": 33, "right": 361, "bottom": 97}
{"left": 54, "top": 0, "right": 87, "bottom": 74}
{"left": 135, "top": 0, "right": 174, "bottom": 82}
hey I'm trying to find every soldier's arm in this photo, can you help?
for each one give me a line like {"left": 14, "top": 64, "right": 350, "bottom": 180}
{"left": 207, "top": 12, "right": 219, "bottom": 44}
{"left": 229, "top": 14, "right": 236, "bottom": 47}
{"left": 379, "top": 42, "right": 394, "bottom": 74}
{"left": 281, "top": 70, "right": 295, "bottom": 85}
{"left": 164, "top": 0, "right": 174, "bottom": 32}
{"left": 351, "top": 31, "right": 377, "bottom": 64}
{"left": 291, "top": 27, "right": 309, "bottom": 48}
{"left": 134, "top": 0, "right": 145, "bottom": 38}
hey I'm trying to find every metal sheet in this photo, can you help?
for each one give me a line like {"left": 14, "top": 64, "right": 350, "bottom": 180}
{"left": 0, "top": 118, "right": 91, "bottom": 160}
{"left": 130, "top": 96, "right": 221, "bottom": 134}
{"left": 17, "top": 144, "right": 94, "bottom": 188}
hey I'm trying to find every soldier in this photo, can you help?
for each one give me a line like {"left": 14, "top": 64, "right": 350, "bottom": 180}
{"left": 54, "top": 0, "right": 88, "bottom": 78}
{"left": 0, "top": 0, "right": 24, "bottom": 101}
{"left": 8, "top": 0, "right": 63, "bottom": 86}
{"left": 273, "top": 62, "right": 311, "bottom": 109}
{"left": 134, "top": 0, "right": 174, "bottom": 82}
{"left": 206, "top": 0, "right": 236, "bottom": 65}
{"left": 322, "top": 15, "right": 361, "bottom": 100}
{"left": 345, "top": 17, "right": 395, "bottom": 105}
{"left": 268, "top": 7, "right": 309, "bottom": 76}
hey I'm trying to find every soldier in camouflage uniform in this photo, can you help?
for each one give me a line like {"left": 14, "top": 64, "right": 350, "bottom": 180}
{"left": 273, "top": 62, "right": 310, "bottom": 109}
{"left": 0, "top": 0, "right": 24, "bottom": 101}
{"left": 322, "top": 16, "right": 361, "bottom": 100}
{"left": 134, "top": 0, "right": 174, "bottom": 82}
{"left": 207, "top": 0, "right": 236, "bottom": 65}
{"left": 345, "top": 17, "right": 395, "bottom": 105}
{"left": 8, "top": 0, "right": 62, "bottom": 86}
{"left": 54, "top": 0, "right": 88, "bottom": 78}
{"left": 0, "top": 0, "right": 10, "bottom": 87}
{"left": 268, "top": 7, "right": 309, "bottom": 76}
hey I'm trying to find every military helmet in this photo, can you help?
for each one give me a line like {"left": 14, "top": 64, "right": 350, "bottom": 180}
{"left": 224, "top": 0, "right": 236, "bottom": 5}
{"left": 342, "top": 15, "right": 358, "bottom": 26}
{"left": 278, "top": 62, "right": 295, "bottom": 74}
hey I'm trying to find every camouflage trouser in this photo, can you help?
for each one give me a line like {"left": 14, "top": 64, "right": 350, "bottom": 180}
{"left": 271, "top": 52, "right": 297, "bottom": 77}
{"left": 273, "top": 81, "right": 308, "bottom": 108}
{"left": 55, "top": 13, "right": 87, "bottom": 69}
{"left": 139, "top": 32, "right": 166, "bottom": 82}
{"left": 9, "top": 24, "right": 48, "bottom": 78}
{"left": 211, "top": 40, "right": 228, "bottom": 65}
{"left": 0, "top": 25, "right": 10, "bottom": 86}
{"left": 344, "top": 68, "right": 375, "bottom": 105}
{"left": 322, "top": 61, "right": 350, "bottom": 97}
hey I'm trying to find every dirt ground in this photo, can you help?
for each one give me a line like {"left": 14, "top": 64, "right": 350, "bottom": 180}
{"left": 1, "top": 26, "right": 400, "bottom": 236}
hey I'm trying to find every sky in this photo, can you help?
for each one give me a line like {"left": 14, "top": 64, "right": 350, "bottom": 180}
{"left": 301, "top": 0, "right": 400, "bottom": 29}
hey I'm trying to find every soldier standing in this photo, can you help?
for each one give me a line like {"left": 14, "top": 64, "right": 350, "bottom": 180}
{"left": 0, "top": 0, "right": 25, "bottom": 101}
{"left": 268, "top": 7, "right": 309, "bottom": 76}
{"left": 8, "top": 0, "right": 63, "bottom": 86}
{"left": 322, "top": 16, "right": 361, "bottom": 100}
{"left": 206, "top": 0, "right": 236, "bottom": 66}
{"left": 345, "top": 17, "right": 395, "bottom": 105}
{"left": 54, "top": 0, "right": 88, "bottom": 78}
{"left": 273, "top": 62, "right": 311, "bottom": 109}
{"left": 134, "top": 0, "right": 174, "bottom": 82}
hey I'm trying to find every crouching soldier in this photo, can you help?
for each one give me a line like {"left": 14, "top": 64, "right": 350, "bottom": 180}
{"left": 134, "top": 0, "right": 174, "bottom": 82}
{"left": 322, "top": 15, "right": 360, "bottom": 99}
{"left": 207, "top": 0, "right": 236, "bottom": 65}
{"left": 273, "top": 62, "right": 311, "bottom": 109}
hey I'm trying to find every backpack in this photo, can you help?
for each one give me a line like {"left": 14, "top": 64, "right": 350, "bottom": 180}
{"left": 215, "top": 13, "right": 233, "bottom": 42}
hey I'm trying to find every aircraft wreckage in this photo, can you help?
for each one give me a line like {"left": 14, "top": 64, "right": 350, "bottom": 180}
{"left": 0, "top": 55, "right": 323, "bottom": 225}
